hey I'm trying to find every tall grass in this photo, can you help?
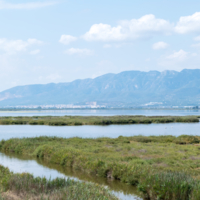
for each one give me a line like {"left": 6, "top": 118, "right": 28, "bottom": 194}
{"left": 138, "top": 171, "right": 200, "bottom": 200}
{"left": 0, "top": 165, "right": 118, "bottom": 200}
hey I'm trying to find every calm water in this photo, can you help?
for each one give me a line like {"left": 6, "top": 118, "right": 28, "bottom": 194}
{"left": 0, "top": 109, "right": 200, "bottom": 116}
{"left": 0, "top": 123, "right": 200, "bottom": 141}
{"left": 0, "top": 152, "right": 141, "bottom": 200}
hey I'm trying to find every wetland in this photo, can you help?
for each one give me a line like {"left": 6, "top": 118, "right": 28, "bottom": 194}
{"left": 1, "top": 112, "right": 200, "bottom": 199}
{"left": 2, "top": 135, "right": 200, "bottom": 199}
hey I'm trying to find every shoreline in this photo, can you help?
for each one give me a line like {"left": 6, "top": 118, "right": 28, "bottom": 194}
{"left": 0, "top": 108, "right": 200, "bottom": 111}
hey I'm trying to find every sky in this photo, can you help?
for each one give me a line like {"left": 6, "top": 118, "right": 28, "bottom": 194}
{"left": 1, "top": 0, "right": 200, "bottom": 91}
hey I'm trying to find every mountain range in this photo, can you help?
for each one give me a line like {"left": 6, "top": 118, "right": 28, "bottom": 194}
{"left": 0, "top": 69, "right": 200, "bottom": 107}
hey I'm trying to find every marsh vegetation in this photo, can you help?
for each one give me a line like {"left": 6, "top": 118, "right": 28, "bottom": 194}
{"left": 2, "top": 135, "right": 200, "bottom": 199}
{"left": 0, "top": 115, "right": 199, "bottom": 126}
{"left": 0, "top": 165, "right": 118, "bottom": 200}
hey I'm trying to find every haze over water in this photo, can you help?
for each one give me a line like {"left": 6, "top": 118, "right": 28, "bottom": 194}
{"left": 0, "top": 109, "right": 200, "bottom": 116}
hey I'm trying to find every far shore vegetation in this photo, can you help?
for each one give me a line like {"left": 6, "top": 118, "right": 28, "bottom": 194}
{"left": 0, "top": 115, "right": 199, "bottom": 126}
{"left": 0, "top": 165, "right": 117, "bottom": 200}
{"left": 2, "top": 135, "right": 200, "bottom": 199}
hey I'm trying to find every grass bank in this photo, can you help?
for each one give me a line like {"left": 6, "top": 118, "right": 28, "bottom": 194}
{"left": 0, "top": 115, "right": 199, "bottom": 126}
{"left": 2, "top": 135, "right": 200, "bottom": 199}
{"left": 0, "top": 165, "right": 117, "bottom": 200}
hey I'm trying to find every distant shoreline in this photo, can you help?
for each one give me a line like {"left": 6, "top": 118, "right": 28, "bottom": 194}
{"left": 0, "top": 107, "right": 200, "bottom": 111}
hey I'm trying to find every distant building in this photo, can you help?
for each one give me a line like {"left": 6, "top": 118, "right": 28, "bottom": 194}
{"left": 86, "top": 102, "right": 97, "bottom": 106}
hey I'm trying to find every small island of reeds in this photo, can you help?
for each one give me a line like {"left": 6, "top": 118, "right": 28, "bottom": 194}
{"left": 0, "top": 115, "right": 199, "bottom": 126}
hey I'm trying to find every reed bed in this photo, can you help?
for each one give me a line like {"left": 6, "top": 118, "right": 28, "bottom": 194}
{"left": 2, "top": 135, "right": 200, "bottom": 199}
{"left": 0, "top": 115, "right": 198, "bottom": 126}
{"left": 0, "top": 165, "right": 118, "bottom": 200}
{"left": 138, "top": 171, "right": 200, "bottom": 200}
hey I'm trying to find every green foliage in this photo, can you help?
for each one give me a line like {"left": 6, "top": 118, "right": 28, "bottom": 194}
{"left": 174, "top": 135, "right": 200, "bottom": 144}
{"left": 2, "top": 135, "right": 200, "bottom": 199}
{"left": 138, "top": 171, "right": 200, "bottom": 200}
{"left": 0, "top": 115, "right": 198, "bottom": 126}
{"left": 0, "top": 165, "right": 118, "bottom": 200}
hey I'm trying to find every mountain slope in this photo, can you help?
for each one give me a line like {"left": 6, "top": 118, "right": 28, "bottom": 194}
{"left": 0, "top": 69, "right": 200, "bottom": 106}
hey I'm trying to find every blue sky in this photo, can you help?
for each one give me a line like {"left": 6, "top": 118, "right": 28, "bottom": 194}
{"left": 1, "top": 0, "right": 200, "bottom": 91}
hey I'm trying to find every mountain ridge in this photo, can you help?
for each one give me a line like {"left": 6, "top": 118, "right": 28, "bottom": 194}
{"left": 0, "top": 69, "right": 200, "bottom": 107}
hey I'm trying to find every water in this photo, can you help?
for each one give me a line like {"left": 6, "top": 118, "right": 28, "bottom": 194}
{"left": 0, "top": 152, "right": 141, "bottom": 200}
{"left": 0, "top": 123, "right": 200, "bottom": 141}
{"left": 0, "top": 109, "right": 199, "bottom": 116}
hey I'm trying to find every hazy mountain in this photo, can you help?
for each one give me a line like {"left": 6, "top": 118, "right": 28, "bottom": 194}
{"left": 0, "top": 69, "right": 200, "bottom": 107}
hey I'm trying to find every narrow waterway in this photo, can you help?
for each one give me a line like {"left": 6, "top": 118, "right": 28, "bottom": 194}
{"left": 0, "top": 152, "right": 142, "bottom": 200}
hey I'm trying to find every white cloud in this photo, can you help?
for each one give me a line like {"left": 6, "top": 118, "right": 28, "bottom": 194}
{"left": 0, "top": 1, "right": 58, "bottom": 10}
{"left": 175, "top": 12, "right": 200, "bottom": 34}
{"left": 83, "top": 23, "right": 124, "bottom": 41}
{"left": 81, "top": 12, "right": 200, "bottom": 43}
{"left": 59, "top": 35, "right": 77, "bottom": 45}
{"left": 152, "top": 41, "right": 169, "bottom": 50}
{"left": 83, "top": 14, "right": 173, "bottom": 41}
{"left": 30, "top": 49, "right": 40, "bottom": 55}
{"left": 158, "top": 50, "right": 199, "bottom": 71}
{"left": 0, "top": 38, "right": 43, "bottom": 54}
{"left": 65, "top": 48, "right": 93, "bottom": 56}
{"left": 167, "top": 49, "right": 189, "bottom": 61}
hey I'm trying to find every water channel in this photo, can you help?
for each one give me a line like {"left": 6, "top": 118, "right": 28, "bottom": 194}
{"left": 0, "top": 151, "right": 141, "bottom": 200}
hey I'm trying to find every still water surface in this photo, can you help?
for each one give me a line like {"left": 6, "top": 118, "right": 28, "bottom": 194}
{"left": 0, "top": 123, "right": 200, "bottom": 141}
{"left": 0, "top": 152, "right": 141, "bottom": 200}
{"left": 0, "top": 109, "right": 200, "bottom": 116}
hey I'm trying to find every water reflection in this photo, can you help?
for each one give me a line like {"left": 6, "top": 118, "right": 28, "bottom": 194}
{"left": 0, "top": 152, "right": 142, "bottom": 200}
